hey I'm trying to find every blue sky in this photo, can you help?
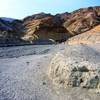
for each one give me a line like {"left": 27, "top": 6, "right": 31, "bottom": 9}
{"left": 0, "top": 0, "right": 100, "bottom": 19}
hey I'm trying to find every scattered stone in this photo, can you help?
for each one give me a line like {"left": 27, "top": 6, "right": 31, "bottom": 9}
{"left": 43, "top": 82, "right": 46, "bottom": 85}
{"left": 26, "top": 61, "right": 30, "bottom": 65}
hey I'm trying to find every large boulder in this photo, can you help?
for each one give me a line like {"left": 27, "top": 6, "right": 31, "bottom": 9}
{"left": 48, "top": 45, "right": 100, "bottom": 90}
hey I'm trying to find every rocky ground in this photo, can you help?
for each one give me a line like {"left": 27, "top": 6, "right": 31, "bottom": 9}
{"left": 0, "top": 44, "right": 100, "bottom": 100}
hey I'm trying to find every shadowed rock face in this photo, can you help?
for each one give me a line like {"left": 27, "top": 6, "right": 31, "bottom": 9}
{"left": 0, "top": 19, "right": 27, "bottom": 46}
{"left": 55, "top": 12, "right": 71, "bottom": 22}
{"left": 0, "top": 6, "right": 100, "bottom": 46}
{"left": 22, "top": 16, "right": 70, "bottom": 42}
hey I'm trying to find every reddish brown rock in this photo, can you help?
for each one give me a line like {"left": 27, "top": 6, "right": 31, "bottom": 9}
{"left": 22, "top": 16, "right": 70, "bottom": 43}
{"left": 63, "top": 7, "right": 100, "bottom": 35}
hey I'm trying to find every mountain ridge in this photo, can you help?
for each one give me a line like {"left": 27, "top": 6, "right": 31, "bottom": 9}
{"left": 0, "top": 6, "right": 100, "bottom": 46}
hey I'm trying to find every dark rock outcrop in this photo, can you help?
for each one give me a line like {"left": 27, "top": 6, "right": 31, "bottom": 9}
{"left": 0, "top": 18, "right": 29, "bottom": 46}
{"left": 22, "top": 16, "right": 70, "bottom": 43}
{"left": 23, "top": 12, "right": 53, "bottom": 22}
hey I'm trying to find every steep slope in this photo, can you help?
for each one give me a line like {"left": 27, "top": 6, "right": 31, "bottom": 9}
{"left": 67, "top": 25, "right": 100, "bottom": 45}
{"left": 64, "top": 7, "right": 100, "bottom": 35}
{"left": 22, "top": 15, "right": 70, "bottom": 43}
{"left": 22, "top": 6, "right": 100, "bottom": 43}
{"left": 0, "top": 18, "right": 27, "bottom": 46}
{"left": 0, "top": 6, "right": 99, "bottom": 46}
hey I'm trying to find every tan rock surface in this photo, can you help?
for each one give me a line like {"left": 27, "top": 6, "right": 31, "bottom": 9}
{"left": 64, "top": 7, "right": 100, "bottom": 35}
{"left": 22, "top": 16, "right": 69, "bottom": 42}
{"left": 48, "top": 45, "right": 100, "bottom": 90}
{"left": 0, "top": 6, "right": 100, "bottom": 46}
{"left": 67, "top": 25, "right": 100, "bottom": 45}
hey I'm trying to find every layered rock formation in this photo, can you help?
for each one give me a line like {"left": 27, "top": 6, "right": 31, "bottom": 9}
{"left": 22, "top": 6, "right": 100, "bottom": 44}
{"left": 22, "top": 16, "right": 69, "bottom": 43}
{"left": 63, "top": 6, "right": 100, "bottom": 35}
{"left": 67, "top": 25, "right": 100, "bottom": 45}
{"left": 0, "top": 6, "right": 99, "bottom": 46}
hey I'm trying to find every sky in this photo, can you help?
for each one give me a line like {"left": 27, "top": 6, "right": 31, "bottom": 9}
{"left": 0, "top": 0, "right": 100, "bottom": 19}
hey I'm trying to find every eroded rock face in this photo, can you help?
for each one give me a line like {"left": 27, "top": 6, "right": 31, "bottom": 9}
{"left": 22, "top": 6, "right": 100, "bottom": 43}
{"left": 55, "top": 12, "right": 71, "bottom": 22}
{"left": 0, "top": 6, "right": 100, "bottom": 46}
{"left": 22, "top": 16, "right": 69, "bottom": 43}
{"left": 48, "top": 50, "right": 100, "bottom": 90}
{"left": 23, "top": 12, "right": 53, "bottom": 22}
{"left": 63, "top": 7, "right": 100, "bottom": 35}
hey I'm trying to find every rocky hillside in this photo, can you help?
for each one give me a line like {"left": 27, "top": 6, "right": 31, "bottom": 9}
{"left": 67, "top": 25, "right": 100, "bottom": 45}
{"left": 22, "top": 15, "right": 69, "bottom": 43}
{"left": 0, "top": 6, "right": 100, "bottom": 46}
{"left": 0, "top": 18, "right": 26, "bottom": 46}
{"left": 63, "top": 6, "right": 100, "bottom": 35}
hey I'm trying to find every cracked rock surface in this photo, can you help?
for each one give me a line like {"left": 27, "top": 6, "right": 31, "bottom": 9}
{"left": 48, "top": 44, "right": 100, "bottom": 90}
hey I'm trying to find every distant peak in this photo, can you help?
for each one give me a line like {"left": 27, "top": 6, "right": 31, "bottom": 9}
{"left": 0, "top": 17, "right": 16, "bottom": 23}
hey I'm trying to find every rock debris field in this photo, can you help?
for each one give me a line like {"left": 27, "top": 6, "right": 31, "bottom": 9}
{"left": 0, "top": 44, "right": 100, "bottom": 100}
